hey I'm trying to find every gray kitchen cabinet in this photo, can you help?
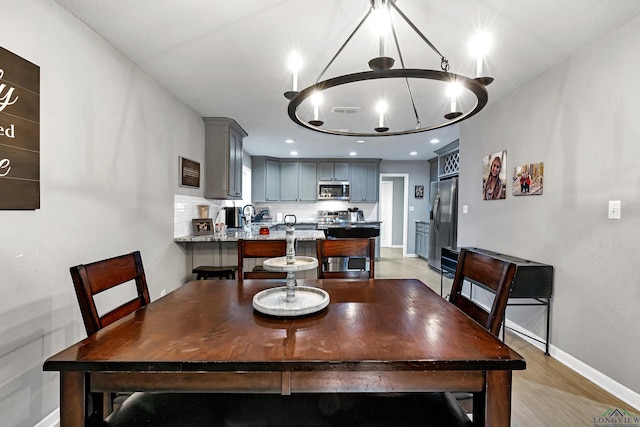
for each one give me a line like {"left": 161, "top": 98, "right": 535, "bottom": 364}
{"left": 415, "top": 221, "right": 429, "bottom": 259}
{"left": 203, "top": 117, "right": 247, "bottom": 199}
{"left": 280, "top": 161, "right": 317, "bottom": 202}
{"left": 350, "top": 162, "right": 379, "bottom": 202}
{"left": 317, "top": 162, "right": 350, "bottom": 181}
{"left": 252, "top": 157, "right": 280, "bottom": 202}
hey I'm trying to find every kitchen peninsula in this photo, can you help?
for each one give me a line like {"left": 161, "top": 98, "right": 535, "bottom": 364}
{"left": 175, "top": 229, "right": 325, "bottom": 280}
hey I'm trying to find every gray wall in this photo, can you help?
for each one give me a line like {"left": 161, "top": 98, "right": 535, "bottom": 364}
{"left": 458, "top": 14, "right": 640, "bottom": 404}
{"left": 0, "top": 1, "right": 204, "bottom": 425}
{"left": 380, "top": 161, "right": 430, "bottom": 254}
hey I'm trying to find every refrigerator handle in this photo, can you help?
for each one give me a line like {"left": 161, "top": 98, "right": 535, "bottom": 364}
{"left": 433, "top": 194, "right": 440, "bottom": 231}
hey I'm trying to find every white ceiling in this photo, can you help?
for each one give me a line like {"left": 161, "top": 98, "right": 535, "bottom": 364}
{"left": 54, "top": 0, "right": 640, "bottom": 161}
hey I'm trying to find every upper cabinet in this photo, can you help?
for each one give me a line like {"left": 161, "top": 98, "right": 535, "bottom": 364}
{"left": 317, "top": 162, "right": 350, "bottom": 181}
{"left": 435, "top": 139, "right": 459, "bottom": 179}
{"left": 250, "top": 157, "right": 380, "bottom": 203}
{"left": 203, "top": 117, "right": 247, "bottom": 199}
{"left": 280, "top": 161, "right": 317, "bottom": 202}
{"left": 252, "top": 157, "right": 280, "bottom": 202}
{"left": 350, "top": 162, "right": 380, "bottom": 202}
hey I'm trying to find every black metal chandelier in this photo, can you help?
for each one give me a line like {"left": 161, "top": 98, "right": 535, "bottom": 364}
{"left": 283, "top": 0, "right": 493, "bottom": 137}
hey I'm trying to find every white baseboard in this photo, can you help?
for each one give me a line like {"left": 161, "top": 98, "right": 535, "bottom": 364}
{"left": 35, "top": 408, "right": 59, "bottom": 427}
{"left": 505, "top": 320, "right": 640, "bottom": 411}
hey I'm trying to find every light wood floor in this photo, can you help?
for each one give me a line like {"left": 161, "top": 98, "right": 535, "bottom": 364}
{"left": 376, "top": 247, "right": 639, "bottom": 426}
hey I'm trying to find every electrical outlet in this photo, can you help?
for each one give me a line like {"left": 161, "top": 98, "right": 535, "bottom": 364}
{"left": 608, "top": 200, "right": 621, "bottom": 220}
{"left": 462, "top": 205, "right": 468, "bottom": 214}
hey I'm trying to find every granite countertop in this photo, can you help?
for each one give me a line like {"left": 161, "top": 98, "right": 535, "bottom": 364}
{"left": 415, "top": 220, "right": 430, "bottom": 224}
{"left": 174, "top": 229, "right": 325, "bottom": 243}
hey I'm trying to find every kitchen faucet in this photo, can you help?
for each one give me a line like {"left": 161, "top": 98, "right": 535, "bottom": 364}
{"left": 242, "top": 204, "right": 255, "bottom": 232}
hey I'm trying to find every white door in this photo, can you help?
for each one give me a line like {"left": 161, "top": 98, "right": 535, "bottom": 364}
{"left": 380, "top": 181, "right": 393, "bottom": 247}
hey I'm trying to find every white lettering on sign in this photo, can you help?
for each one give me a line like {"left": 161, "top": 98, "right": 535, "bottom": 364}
{"left": 0, "top": 158, "right": 11, "bottom": 177}
{"left": 0, "top": 69, "right": 20, "bottom": 112}
{"left": 0, "top": 124, "right": 15, "bottom": 138}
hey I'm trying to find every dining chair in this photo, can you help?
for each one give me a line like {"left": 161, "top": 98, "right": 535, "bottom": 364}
{"left": 71, "top": 251, "right": 150, "bottom": 336}
{"left": 315, "top": 237, "right": 375, "bottom": 279}
{"left": 445, "top": 247, "right": 519, "bottom": 424}
{"left": 237, "top": 239, "right": 288, "bottom": 279}
{"left": 448, "top": 247, "right": 518, "bottom": 337}
{"left": 70, "top": 251, "right": 228, "bottom": 426}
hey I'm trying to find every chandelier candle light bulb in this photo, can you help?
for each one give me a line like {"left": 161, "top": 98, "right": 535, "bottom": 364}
{"left": 284, "top": 52, "right": 303, "bottom": 99}
{"left": 375, "top": 100, "right": 389, "bottom": 132}
{"left": 309, "top": 91, "right": 324, "bottom": 126}
{"left": 470, "top": 32, "right": 492, "bottom": 78}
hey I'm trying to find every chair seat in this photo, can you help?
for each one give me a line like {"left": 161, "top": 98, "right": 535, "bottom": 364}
{"left": 192, "top": 265, "right": 237, "bottom": 280}
{"left": 104, "top": 392, "right": 472, "bottom": 426}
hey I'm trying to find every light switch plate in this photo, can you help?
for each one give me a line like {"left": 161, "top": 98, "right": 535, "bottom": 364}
{"left": 608, "top": 200, "right": 621, "bottom": 219}
{"left": 462, "top": 205, "right": 468, "bottom": 214}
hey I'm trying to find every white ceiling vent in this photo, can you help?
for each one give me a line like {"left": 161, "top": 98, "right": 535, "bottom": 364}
{"left": 331, "top": 106, "right": 361, "bottom": 114}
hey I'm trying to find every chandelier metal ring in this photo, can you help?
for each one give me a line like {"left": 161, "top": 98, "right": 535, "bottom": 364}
{"left": 287, "top": 68, "right": 489, "bottom": 137}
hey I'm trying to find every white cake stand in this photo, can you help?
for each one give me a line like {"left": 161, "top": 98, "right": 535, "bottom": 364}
{"left": 252, "top": 217, "right": 329, "bottom": 317}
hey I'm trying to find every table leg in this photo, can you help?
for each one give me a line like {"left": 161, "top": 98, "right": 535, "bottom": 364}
{"left": 485, "top": 370, "right": 513, "bottom": 427}
{"left": 60, "top": 371, "right": 86, "bottom": 427}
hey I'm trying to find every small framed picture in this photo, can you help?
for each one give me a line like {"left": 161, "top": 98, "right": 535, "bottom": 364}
{"left": 180, "top": 157, "right": 200, "bottom": 188}
{"left": 192, "top": 218, "right": 213, "bottom": 235}
{"left": 415, "top": 185, "right": 424, "bottom": 199}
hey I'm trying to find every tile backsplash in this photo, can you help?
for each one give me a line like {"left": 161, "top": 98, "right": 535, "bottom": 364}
{"left": 174, "top": 195, "right": 379, "bottom": 237}
{"left": 174, "top": 195, "right": 229, "bottom": 238}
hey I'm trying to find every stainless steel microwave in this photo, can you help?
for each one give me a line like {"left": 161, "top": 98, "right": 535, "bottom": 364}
{"left": 318, "top": 181, "right": 350, "bottom": 200}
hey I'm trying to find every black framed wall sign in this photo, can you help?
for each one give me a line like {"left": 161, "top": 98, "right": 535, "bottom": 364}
{"left": 179, "top": 156, "right": 200, "bottom": 188}
{"left": 0, "top": 46, "right": 40, "bottom": 210}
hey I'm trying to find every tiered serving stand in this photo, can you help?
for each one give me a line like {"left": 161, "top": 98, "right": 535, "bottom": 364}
{"left": 252, "top": 216, "right": 329, "bottom": 317}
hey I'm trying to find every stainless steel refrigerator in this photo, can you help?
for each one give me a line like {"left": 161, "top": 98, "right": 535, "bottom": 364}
{"left": 427, "top": 178, "right": 458, "bottom": 271}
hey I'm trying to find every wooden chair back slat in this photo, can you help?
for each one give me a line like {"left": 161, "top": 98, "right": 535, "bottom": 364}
{"left": 71, "top": 251, "right": 150, "bottom": 336}
{"left": 237, "top": 239, "right": 288, "bottom": 280}
{"left": 448, "top": 248, "right": 518, "bottom": 336}
{"left": 316, "top": 238, "right": 375, "bottom": 279}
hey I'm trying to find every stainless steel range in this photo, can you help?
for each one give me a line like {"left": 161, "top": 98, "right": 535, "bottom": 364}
{"left": 316, "top": 210, "right": 381, "bottom": 268}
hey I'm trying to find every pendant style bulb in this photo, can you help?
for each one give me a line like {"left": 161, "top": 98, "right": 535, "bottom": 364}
{"left": 469, "top": 32, "right": 494, "bottom": 86}
{"left": 375, "top": 100, "right": 389, "bottom": 132}
{"left": 445, "top": 82, "right": 463, "bottom": 120}
{"left": 284, "top": 52, "right": 303, "bottom": 99}
{"left": 309, "top": 91, "right": 324, "bottom": 127}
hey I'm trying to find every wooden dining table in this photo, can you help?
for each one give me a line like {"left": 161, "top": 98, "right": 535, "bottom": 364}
{"left": 44, "top": 278, "right": 525, "bottom": 426}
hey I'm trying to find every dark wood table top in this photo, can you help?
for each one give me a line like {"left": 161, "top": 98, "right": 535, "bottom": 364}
{"left": 44, "top": 279, "right": 525, "bottom": 373}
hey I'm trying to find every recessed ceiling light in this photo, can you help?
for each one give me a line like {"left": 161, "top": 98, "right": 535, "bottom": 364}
{"left": 430, "top": 138, "right": 440, "bottom": 144}
{"left": 290, "top": 151, "right": 298, "bottom": 156}
{"left": 285, "top": 139, "right": 295, "bottom": 144}
{"left": 410, "top": 151, "right": 418, "bottom": 156}
{"left": 356, "top": 140, "right": 365, "bottom": 144}
{"left": 349, "top": 151, "right": 357, "bottom": 156}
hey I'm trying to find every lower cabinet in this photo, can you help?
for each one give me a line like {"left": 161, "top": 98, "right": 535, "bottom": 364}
{"left": 415, "top": 222, "right": 429, "bottom": 259}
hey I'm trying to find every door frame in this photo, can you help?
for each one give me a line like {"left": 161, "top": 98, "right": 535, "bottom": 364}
{"left": 380, "top": 180, "right": 393, "bottom": 248}
{"left": 379, "top": 173, "right": 409, "bottom": 257}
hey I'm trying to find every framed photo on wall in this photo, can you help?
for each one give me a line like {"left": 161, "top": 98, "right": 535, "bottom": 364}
{"left": 415, "top": 185, "right": 424, "bottom": 199}
{"left": 482, "top": 150, "right": 507, "bottom": 200}
{"left": 513, "top": 162, "right": 544, "bottom": 196}
{"left": 192, "top": 218, "right": 213, "bottom": 235}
